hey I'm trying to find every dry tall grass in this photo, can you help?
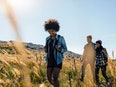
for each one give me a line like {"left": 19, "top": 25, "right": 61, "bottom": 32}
{"left": 0, "top": 0, "right": 116, "bottom": 87}
{"left": 3, "top": 0, "right": 32, "bottom": 87}
{"left": 0, "top": 53, "right": 116, "bottom": 87}
{"left": 62, "top": 57, "right": 116, "bottom": 87}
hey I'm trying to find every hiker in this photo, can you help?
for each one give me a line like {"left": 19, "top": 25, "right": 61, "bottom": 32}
{"left": 95, "top": 40, "right": 110, "bottom": 86}
{"left": 80, "top": 35, "right": 96, "bottom": 82}
{"left": 44, "top": 19, "right": 67, "bottom": 87}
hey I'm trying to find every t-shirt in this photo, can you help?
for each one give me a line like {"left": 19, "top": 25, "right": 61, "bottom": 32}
{"left": 47, "top": 39, "right": 62, "bottom": 69}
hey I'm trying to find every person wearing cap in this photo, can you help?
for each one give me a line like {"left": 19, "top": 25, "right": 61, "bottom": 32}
{"left": 44, "top": 19, "right": 67, "bottom": 87}
{"left": 95, "top": 40, "right": 109, "bottom": 86}
{"left": 80, "top": 35, "right": 96, "bottom": 82}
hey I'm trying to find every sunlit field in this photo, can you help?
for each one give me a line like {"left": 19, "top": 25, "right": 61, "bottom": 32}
{"left": 0, "top": 40, "right": 116, "bottom": 87}
{"left": 0, "top": 49, "right": 116, "bottom": 87}
{"left": 0, "top": 0, "right": 116, "bottom": 87}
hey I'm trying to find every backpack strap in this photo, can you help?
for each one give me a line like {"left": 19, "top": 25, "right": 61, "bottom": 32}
{"left": 55, "top": 35, "right": 61, "bottom": 59}
{"left": 45, "top": 37, "right": 50, "bottom": 53}
{"left": 45, "top": 35, "right": 61, "bottom": 53}
{"left": 55, "top": 35, "right": 60, "bottom": 46}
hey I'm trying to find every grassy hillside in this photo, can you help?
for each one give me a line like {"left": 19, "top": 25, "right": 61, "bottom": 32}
{"left": 0, "top": 42, "right": 116, "bottom": 87}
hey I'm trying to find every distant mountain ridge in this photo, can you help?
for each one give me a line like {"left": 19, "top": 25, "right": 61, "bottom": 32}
{"left": 0, "top": 40, "right": 81, "bottom": 59}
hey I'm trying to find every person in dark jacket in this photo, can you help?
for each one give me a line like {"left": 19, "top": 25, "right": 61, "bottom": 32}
{"left": 95, "top": 40, "right": 110, "bottom": 86}
{"left": 44, "top": 19, "right": 67, "bottom": 87}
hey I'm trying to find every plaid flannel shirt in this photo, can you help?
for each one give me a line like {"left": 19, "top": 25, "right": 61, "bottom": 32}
{"left": 96, "top": 48, "right": 108, "bottom": 66}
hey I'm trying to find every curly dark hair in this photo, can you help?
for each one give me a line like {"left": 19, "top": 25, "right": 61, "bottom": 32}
{"left": 44, "top": 19, "right": 60, "bottom": 32}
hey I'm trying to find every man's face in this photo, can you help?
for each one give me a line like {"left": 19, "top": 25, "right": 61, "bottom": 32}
{"left": 87, "top": 37, "right": 92, "bottom": 43}
{"left": 48, "top": 29, "right": 56, "bottom": 36}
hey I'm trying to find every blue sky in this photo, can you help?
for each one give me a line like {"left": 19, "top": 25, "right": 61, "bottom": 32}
{"left": 0, "top": 0, "right": 116, "bottom": 58}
